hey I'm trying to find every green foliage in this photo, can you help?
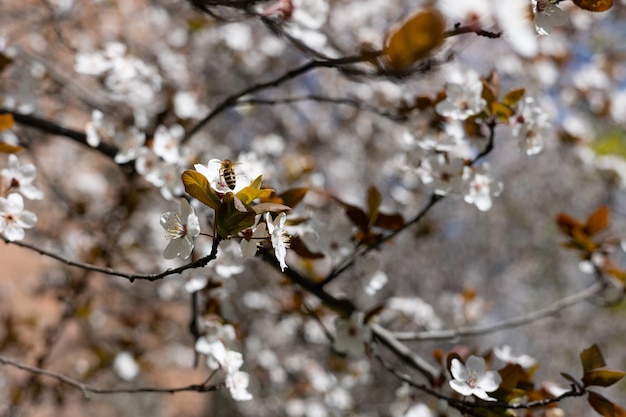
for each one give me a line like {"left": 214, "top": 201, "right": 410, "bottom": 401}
{"left": 591, "top": 131, "right": 626, "bottom": 159}
{"left": 182, "top": 170, "right": 221, "bottom": 210}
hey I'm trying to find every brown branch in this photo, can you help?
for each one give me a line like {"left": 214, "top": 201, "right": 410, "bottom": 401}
{"left": 183, "top": 55, "right": 367, "bottom": 142}
{"left": 392, "top": 281, "right": 605, "bottom": 341}
{"left": 1, "top": 235, "right": 222, "bottom": 283}
{"left": 0, "top": 108, "right": 119, "bottom": 159}
{"left": 0, "top": 355, "right": 219, "bottom": 395}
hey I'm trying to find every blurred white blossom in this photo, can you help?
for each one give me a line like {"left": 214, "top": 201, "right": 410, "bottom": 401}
{"left": 1, "top": 154, "right": 43, "bottom": 200}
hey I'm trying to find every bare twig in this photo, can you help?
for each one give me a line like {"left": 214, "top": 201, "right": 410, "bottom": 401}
{"left": 183, "top": 55, "right": 367, "bottom": 141}
{"left": 392, "top": 282, "right": 605, "bottom": 341}
{"left": 0, "top": 108, "right": 119, "bottom": 159}
{"left": 0, "top": 355, "right": 219, "bottom": 396}
{"left": 1, "top": 235, "right": 222, "bottom": 283}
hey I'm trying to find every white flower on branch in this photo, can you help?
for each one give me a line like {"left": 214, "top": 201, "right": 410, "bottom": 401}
{"left": 266, "top": 212, "right": 290, "bottom": 271}
{"left": 512, "top": 97, "right": 552, "bottom": 156}
{"left": 449, "top": 355, "right": 502, "bottom": 402}
{"left": 160, "top": 198, "right": 200, "bottom": 260}
{"left": 333, "top": 313, "right": 371, "bottom": 356}
{"left": 532, "top": 0, "right": 567, "bottom": 35}
{"left": 0, "top": 193, "right": 37, "bottom": 241}
{"left": 494, "top": 345, "right": 537, "bottom": 369}
{"left": 462, "top": 164, "right": 503, "bottom": 212}
{"left": 1, "top": 154, "right": 43, "bottom": 200}
{"left": 435, "top": 80, "right": 486, "bottom": 121}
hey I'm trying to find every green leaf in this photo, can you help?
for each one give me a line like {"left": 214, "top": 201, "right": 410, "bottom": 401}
{"left": 249, "top": 175, "right": 263, "bottom": 190}
{"left": 588, "top": 391, "right": 626, "bottom": 417}
{"left": 182, "top": 170, "right": 221, "bottom": 210}
{"left": 481, "top": 81, "right": 497, "bottom": 107}
{"left": 581, "top": 344, "right": 607, "bottom": 374}
{"left": 502, "top": 88, "right": 526, "bottom": 107}
{"left": 591, "top": 131, "right": 626, "bottom": 159}
{"left": 491, "top": 102, "right": 513, "bottom": 120}
{"left": 561, "top": 372, "right": 579, "bottom": 385}
{"left": 583, "top": 368, "right": 626, "bottom": 388}
{"left": 215, "top": 193, "right": 256, "bottom": 238}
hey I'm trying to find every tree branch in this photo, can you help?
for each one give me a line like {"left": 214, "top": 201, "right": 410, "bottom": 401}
{"left": 0, "top": 355, "right": 219, "bottom": 396}
{"left": 0, "top": 108, "right": 119, "bottom": 159}
{"left": 1, "top": 235, "right": 222, "bottom": 283}
{"left": 392, "top": 282, "right": 605, "bottom": 341}
{"left": 183, "top": 55, "right": 367, "bottom": 142}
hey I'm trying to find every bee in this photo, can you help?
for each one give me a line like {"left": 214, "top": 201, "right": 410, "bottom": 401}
{"left": 220, "top": 159, "right": 238, "bottom": 190}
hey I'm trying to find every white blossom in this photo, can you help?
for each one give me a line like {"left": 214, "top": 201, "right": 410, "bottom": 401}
{"left": 1, "top": 154, "right": 43, "bottom": 200}
{"left": 494, "top": 345, "right": 537, "bottom": 369}
{"left": 266, "top": 212, "right": 290, "bottom": 271}
{"left": 333, "top": 313, "right": 371, "bottom": 356}
{"left": 435, "top": 80, "right": 486, "bottom": 121}
{"left": 512, "top": 97, "right": 552, "bottom": 156}
{"left": 449, "top": 356, "right": 502, "bottom": 401}
{"left": 0, "top": 193, "right": 37, "bottom": 241}
{"left": 462, "top": 164, "right": 503, "bottom": 211}
{"left": 532, "top": 0, "right": 567, "bottom": 35}
{"left": 160, "top": 198, "right": 200, "bottom": 260}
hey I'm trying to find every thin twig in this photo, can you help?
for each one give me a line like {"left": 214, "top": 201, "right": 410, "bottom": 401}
{"left": 0, "top": 355, "right": 218, "bottom": 395}
{"left": 1, "top": 235, "right": 222, "bottom": 282}
{"left": 0, "top": 108, "right": 119, "bottom": 159}
{"left": 392, "top": 282, "right": 605, "bottom": 341}
{"left": 183, "top": 55, "right": 367, "bottom": 142}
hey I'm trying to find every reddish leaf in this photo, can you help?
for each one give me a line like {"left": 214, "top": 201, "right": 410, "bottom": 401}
{"left": 588, "top": 391, "right": 626, "bottom": 417}
{"left": 498, "top": 364, "right": 524, "bottom": 392}
{"left": 586, "top": 206, "right": 610, "bottom": 236}
{"left": 367, "top": 185, "right": 381, "bottom": 225}
{"left": 0, "top": 143, "right": 23, "bottom": 154}
{"left": 0, "top": 113, "right": 14, "bottom": 132}
{"left": 583, "top": 368, "right": 626, "bottom": 388}
{"left": 572, "top": 0, "right": 613, "bottom": 12}
{"left": 374, "top": 212, "right": 405, "bottom": 231}
{"left": 581, "top": 344, "right": 607, "bottom": 374}
{"left": 279, "top": 187, "right": 308, "bottom": 209}
{"left": 382, "top": 8, "right": 446, "bottom": 72}
{"left": 0, "top": 52, "right": 12, "bottom": 75}
{"left": 288, "top": 235, "right": 325, "bottom": 259}
{"left": 335, "top": 198, "right": 369, "bottom": 231}
{"left": 556, "top": 212, "right": 585, "bottom": 237}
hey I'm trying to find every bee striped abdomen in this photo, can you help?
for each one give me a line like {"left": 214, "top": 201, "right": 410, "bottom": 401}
{"left": 220, "top": 159, "right": 237, "bottom": 190}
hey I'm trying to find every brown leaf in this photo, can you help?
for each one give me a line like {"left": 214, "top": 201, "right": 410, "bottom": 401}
{"left": 572, "top": 0, "right": 613, "bottom": 12}
{"left": 382, "top": 8, "right": 446, "bottom": 72}
{"left": 586, "top": 206, "right": 609, "bottom": 236}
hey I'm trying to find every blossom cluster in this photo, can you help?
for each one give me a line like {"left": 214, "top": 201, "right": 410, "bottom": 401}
{"left": 0, "top": 154, "right": 41, "bottom": 241}
{"left": 194, "top": 319, "right": 253, "bottom": 401}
